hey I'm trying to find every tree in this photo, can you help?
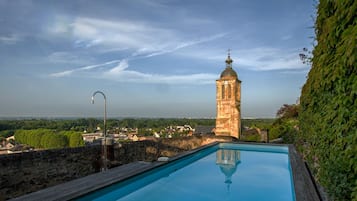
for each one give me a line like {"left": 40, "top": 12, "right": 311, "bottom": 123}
{"left": 270, "top": 104, "right": 299, "bottom": 142}
{"left": 0, "top": 130, "right": 14, "bottom": 138}
{"left": 276, "top": 104, "right": 299, "bottom": 119}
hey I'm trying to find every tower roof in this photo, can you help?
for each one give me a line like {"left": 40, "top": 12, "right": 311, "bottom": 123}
{"left": 220, "top": 51, "right": 238, "bottom": 79}
{"left": 220, "top": 67, "right": 238, "bottom": 78}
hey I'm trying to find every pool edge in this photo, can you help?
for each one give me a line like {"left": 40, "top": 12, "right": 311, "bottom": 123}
{"left": 10, "top": 142, "right": 321, "bottom": 201}
{"left": 9, "top": 142, "right": 220, "bottom": 201}
{"left": 289, "top": 144, "right": 321, "bottom": 201}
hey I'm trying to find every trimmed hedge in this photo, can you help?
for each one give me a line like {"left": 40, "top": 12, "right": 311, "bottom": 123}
{"left": 14, "top": 129, "right": 84, "bottom": 149}
{"left": 298, "top": 0, "right": 357, "bottom": 200}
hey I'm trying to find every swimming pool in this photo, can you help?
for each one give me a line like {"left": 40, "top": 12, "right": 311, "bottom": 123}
{"left": 76, "top": 143, "right": 296, "bottom": 201}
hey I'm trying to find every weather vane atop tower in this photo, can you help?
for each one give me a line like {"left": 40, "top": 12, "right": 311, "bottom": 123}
{"left": 225, "top": 48, "right": 233, "bottom": 67}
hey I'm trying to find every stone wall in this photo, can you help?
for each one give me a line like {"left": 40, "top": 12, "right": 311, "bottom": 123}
{"left": 0, "top": 146, "right": 102, "bottom": 200}
{"left": 0, "top": 136, "right": 233, "bottom": 200}
{"left": 112, "top": 135, "right": 233, "bottom": 165}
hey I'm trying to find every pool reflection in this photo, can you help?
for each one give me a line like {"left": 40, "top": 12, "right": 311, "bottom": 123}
{"left": 216, "top": 149, "right": 241, "bottom": 192}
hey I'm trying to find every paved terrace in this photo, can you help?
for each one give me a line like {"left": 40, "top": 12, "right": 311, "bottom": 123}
{"left": 10, "top": 143, "right": 321, "bottom": 201}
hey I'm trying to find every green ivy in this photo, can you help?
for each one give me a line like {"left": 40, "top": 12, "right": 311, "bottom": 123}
{"left": 298, "top": 0, "right": 357, "bottom": 200}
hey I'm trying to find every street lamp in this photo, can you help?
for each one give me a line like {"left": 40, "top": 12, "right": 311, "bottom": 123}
{"left": 91, "top": 90, "right": 107, "bottom": 171}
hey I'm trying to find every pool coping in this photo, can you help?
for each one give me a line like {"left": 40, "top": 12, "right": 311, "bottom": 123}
{"left": 288, "top": 144, "right": 321, "bottom": 201}
{"left": 10, "top": 142, "right": 321, "bottom": 201}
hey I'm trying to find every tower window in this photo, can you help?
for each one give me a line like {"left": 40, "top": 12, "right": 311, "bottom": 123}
{"left": 222, "top": 84, "right": 225, "bottom": 99}
{"left": 227, "top": 84, "right": 231, "bottom": 98}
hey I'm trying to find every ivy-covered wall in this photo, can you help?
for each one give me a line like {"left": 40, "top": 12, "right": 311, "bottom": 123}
{"left": 298, "top": 1, "right": 356, "bottom": 200}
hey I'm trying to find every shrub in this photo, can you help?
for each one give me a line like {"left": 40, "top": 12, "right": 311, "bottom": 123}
{"left": 60, "top": 131, "right": 84, "bottom": 147}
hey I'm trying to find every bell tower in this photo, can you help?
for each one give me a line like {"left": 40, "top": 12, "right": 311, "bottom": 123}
{"left": 215, "top": 50, "right": 241, "bottom": 139}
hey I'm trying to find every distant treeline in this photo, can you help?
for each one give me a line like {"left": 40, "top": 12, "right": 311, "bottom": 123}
{"left": 0, "top": 118, "right": 275, "bottom": 129}
{"left": 14, "top": 129, "right": 84, "bottom": 149}
{"left": 0, "top": 118, "right": 216, "bottom": 134}
{"left": 0, "top": 118, "right": 275, "bottom": 137}
{"left": 0, "top": 118, "right": 100, "bottom": 134}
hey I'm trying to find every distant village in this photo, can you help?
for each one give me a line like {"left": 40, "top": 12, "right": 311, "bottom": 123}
{"left": 82, "top": 124, "right": 196, "bottom": 143}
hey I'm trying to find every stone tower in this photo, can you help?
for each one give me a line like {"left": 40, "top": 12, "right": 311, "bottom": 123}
{"left": 215, "top": 51, "right": 241, "bottom": 139}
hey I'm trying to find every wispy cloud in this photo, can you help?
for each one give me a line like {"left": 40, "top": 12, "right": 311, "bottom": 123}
{"left": 176, "top": 47, "right": 308, "bottom": 71}
{"left": 51, "top": 59, "right": 217, "bottom": 84}
{"left": 48, "top": 15, "right": 226, "bottom": 84}
{"left": 50, "top": 60, "right": 121, "bottom": 77}
{"left": 47, "top": 51, "right": 95, "bottom": 65}
{"left": 281, "top": 35, "right": 292, "bottom": 41}
{"left": 279, "top": 69, "right": 310, "bottom": 74}
{"left": 237, "top": 47, "right": 307, "bottom": 71}
{"left": 70, "top": 17, "right": 176, "bottom": 49}
{"left": 50, "top": 70, "right": 74, "bottom": 77}
{"left": 49, "top": 16, "right": 226, "bottom": 56}
{"left": 102, "top": 60, "right": 217, "bottom": 84}
{"left": 48, "top": 14, "right": 304, "bottom": 84}
{"left": 0, "top": 34, "right": 21, "bottom": 44}
{"left": 105, "top": 59, "right": 129, "bottom": 74}
{"left": 48, "top": 15, "right": 73, "bottom": 35}
{"left": 132, "top": 33, "right": 227, "bottom": 58}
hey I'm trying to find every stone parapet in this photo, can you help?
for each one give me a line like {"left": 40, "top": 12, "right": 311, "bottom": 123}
{"left": 1, "top": 136, "right": 233, "bottom": 200}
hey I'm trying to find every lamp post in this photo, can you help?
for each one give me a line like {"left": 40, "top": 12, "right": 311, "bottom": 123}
{"left": 91, "top": 91, "right": 107, "bottom": 171}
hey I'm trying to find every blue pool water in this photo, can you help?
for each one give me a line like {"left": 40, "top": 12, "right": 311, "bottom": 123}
{"left": 77, "top": 143, "right": 295, "bottom": 201}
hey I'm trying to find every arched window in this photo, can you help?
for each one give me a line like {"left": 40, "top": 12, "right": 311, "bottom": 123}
{"left": 227, "top": 84, "right": 231, "bottom": 98}
{"left": 222, "top": 84, "right": 225, "bottom": 99}
{"left": 232, "top": 85, "right": 236, "bottom": 99}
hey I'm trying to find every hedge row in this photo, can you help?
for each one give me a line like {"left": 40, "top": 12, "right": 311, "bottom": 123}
{"left": 298, "top": 0, "right": 356, "bottom": 200}
{"left": 14, "top": 129, "right": 84, "bottom": 149}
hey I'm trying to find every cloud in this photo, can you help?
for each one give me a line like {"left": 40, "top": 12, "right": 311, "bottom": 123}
{"left": 104, "top": 69, "right": 217, "bottom": 85}
{"left": 48, "top": 15, "right": 73, "bottom": 34}
{"left": 132, "top": 33, "right": 227, "bottom": 58}
{"left": 51, "top": 59, "right": 217, "bottom": 85}
{"left": 0, "top": 34, "right": 21, "bottom": 44}
{"left": 71, "top": 17, "right": 175, "bottom": 49}
{"left": 50, "top": 70, "right": 74, "bottom": 77}
{"left": 46, "top": 14, "right": 228, "bottom": 84}
{"left": 281, "top": 35, "right": 292, "bottom": 41}
{"left": 237, "top": 47, "right": 307, "bottom": 71}
{"left": 50, "top": 59, "right": 121, "bottom": 77}
{"left": 51, "top": 16, "right": 226, "bottom": 57}
{"left": 106, "top": 59, "right": 129, "bottom": 74}
{"left": 279, "top": 69, "right": 310, "bottom": 74}
{"left": 176, "top": 47, "right": 308, "bottom": 71}
{"left": 48, "top": 16, "right": 227, "bottom": 84}
{"left": 47, "top": 51, "right": 95, "bottom": 65}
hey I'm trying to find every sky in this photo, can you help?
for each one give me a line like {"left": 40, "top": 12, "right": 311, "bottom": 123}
{"left": 0, "top": 0, "right": 315, "bottom": 118}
